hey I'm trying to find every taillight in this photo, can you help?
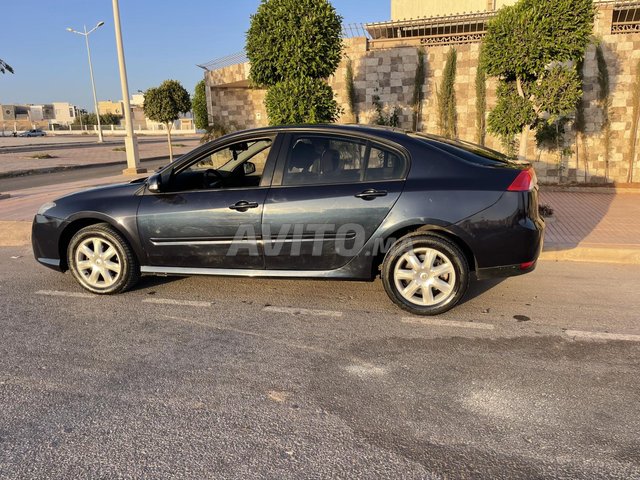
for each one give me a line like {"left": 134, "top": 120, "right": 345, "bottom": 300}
{"left": 507, "top": 168, "right": 536, "bottom": 192}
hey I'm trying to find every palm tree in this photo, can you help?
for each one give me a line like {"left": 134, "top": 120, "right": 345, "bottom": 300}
{"left": 1, "top": 59, "right": 13, "bottom": 74}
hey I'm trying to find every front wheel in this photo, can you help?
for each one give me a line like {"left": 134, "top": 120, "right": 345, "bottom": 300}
{"left": 67, "top": 223, "right": 140, "bottom": 294}
{"left": 381, "top": 233, "right": 469, "bottom": 315}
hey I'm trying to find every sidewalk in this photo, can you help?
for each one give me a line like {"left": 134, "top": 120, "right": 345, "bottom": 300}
{"left": 1, "top": 177, "right": 639, "bottom": 264}
{"left": 0, "top": 136, "right": 200, "bottom": 177}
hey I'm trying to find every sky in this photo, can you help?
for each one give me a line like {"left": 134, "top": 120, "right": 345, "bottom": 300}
{"left": 0, "top": 0, "right": 390, "bottom": 111}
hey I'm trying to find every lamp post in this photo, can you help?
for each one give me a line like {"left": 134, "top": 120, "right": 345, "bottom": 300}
{"left": 112, "top": 0, "right": 144, "bottom": 174}
{"left": 67, "top": 22, "right": 105, "bottom": 143}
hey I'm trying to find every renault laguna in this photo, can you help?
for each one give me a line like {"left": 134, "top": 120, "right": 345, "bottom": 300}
{"left": 32, "top": 125, "right": 544, "bottom": 315}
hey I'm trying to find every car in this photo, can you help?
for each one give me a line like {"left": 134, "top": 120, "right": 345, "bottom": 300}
{"left": 18, "top": 129, "right": 46, "bottom": 137}
{"left": 32, "top": 125, "right": 544, "bottom": 315}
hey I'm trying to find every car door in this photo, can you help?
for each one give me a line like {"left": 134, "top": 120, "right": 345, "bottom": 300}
{"left": 262, "top": 132, "right": 408, "bottom": 271}
{"left": 137, "top": 134, "right": 280, "bottom": 269}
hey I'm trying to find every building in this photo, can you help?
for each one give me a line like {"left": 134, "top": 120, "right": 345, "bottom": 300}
{"left": 52, "top": 102, "right": 78, "bottom": 125}
{"left": 391, "top": 0, "right": 516, "bottom": 19}
{"left": 98, "top": 100, "right": 124, "bottom": 116}
{"left": 201, "top": 0, "right": 640, "bottom": 184}
{"left": 0, "top": 103, "right": 60, "bottom": 129}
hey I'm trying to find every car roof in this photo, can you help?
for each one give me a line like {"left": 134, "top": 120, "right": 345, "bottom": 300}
{"left": 227, "top": 124, "right": 412, "bottom": 143}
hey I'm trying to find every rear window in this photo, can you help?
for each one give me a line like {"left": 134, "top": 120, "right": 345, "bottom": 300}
{"left": 410, "top": 133, "right": 515, "bottom": 167}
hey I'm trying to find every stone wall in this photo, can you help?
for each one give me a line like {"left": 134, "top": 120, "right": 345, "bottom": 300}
{"left": 204, "top": 4, "right": 640, "bottom": 183}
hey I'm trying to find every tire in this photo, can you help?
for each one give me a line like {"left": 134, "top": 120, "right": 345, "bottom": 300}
{"left": 381, "top": 232, "right": 469, "bottom": 315}
{"left": 67, "top": 223, "right": 140, "bottom": 294}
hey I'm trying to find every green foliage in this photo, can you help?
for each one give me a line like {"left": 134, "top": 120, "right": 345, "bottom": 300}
{"left": 412, "top": 47, "right": 426, "bottom": 131}
{"left": 73, "top": 113, "right": 122, "bottom": 125}
{"left": 574, "top": 60, "right": 586, "bottom": 135}
{"left": 144, "top": 79, "right": 191, "bottom": 162}
{"left": 345, "top": 58, "right": 358, "bottom": 123}
{"left": 372, "top": 95, "right": 401, "bottom": 127}
{"left": 488, "top": 81, "right": 536, "bottom": 156}
{"left": 481, "top": 0, "right": 595, "bottom": 156}
{"left": 475, "top": 66, "right": 487, "bottom": 146}
{"left": 532, "top": 65, "right": 583, "bottom": 123}
{"left": 535, "top": 119, "right": 573, "bottom": 182}
{"left": 143, "top": 79, "right": 191, "bottom": 127}
{"left": 595, "top": 43, "right": 611, "bottom": 181}
{"left": 0, "top": 59, "right": 13, "bottom": 74}
{"left": 192, "top": 80, "right": 209, "bottom": 130}
{"left": 480, "top": 0, "right": 595, "bottom": 80}
{"left": 265, "top": 77, "right": 341, "bottom": 125}
{"left": 437, "top": 47, "right": 457, "bottom": 139}
{"left": 574, "top": 58, "right": 588, "bottom": 182}
{"left": 246, "top": 0, "right": 343, "bottom": 87}
{"left": 629, "top": 60, "right": 640, "bottom": 182}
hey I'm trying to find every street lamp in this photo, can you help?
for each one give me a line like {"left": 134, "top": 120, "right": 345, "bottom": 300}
{"left": 66, "top": 21, "right": 105, "bottom": 143}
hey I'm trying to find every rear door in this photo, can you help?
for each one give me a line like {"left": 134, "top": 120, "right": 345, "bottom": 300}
{"left": 262, "top": 132, "right": 408, "bottom": 271}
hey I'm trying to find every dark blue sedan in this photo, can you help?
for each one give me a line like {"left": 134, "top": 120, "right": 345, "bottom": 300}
{"left": 32, "top": 125, "right": 544, "bottom": 315}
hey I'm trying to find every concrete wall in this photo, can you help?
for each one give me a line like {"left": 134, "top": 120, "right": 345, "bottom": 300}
{"left": 204, "top": 5, "right": 640, "bottom": 184}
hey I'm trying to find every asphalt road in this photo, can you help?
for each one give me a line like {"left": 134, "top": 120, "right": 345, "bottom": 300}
{"left": 1, "top": 249, "right": 639, "bottom": 479}
{"left": 0, "top": 159, "right": 166, "bottom": 192}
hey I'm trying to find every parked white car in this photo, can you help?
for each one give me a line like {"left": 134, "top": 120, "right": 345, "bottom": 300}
{"left": 18, "top": 129, "right": 47, "bottom": 137}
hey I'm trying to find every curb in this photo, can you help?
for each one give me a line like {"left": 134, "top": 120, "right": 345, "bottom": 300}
{"left": 540, "top": 185, "right": 640, "bottom": 195}
{"left": 0, "top": 155, "right": 168, "bottom": 179}
{"left": 539, "top": 245, "right": 640, "bottom": 265}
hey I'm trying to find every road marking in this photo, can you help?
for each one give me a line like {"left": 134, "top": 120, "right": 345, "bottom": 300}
{"left": 345, "top": 364, "right": 387, "bottom": 378}
{"left": 36, "top": 290, "right": 94, "bottom": 299}
{"left": 263, "top": 306, "right": 343, "bottom": 318}
{"left": 401, "top": 317, "right": 495, "bottom": 330}
{"left": 142, "top": 298, "right": 212, "bottom": 308}
{"left": 565, "top": 330, "right": 640, "bottom": 342}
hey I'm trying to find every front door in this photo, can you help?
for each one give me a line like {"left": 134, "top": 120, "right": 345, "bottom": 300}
{"left": 137, "top": 136, "right": 277, "bottom": 269}
{"left": 262, "top": 133, "right": 407, "bottom": 271}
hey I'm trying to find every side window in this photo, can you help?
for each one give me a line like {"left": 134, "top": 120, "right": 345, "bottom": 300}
{"left": 171, "top": 138, "right": 272, "bottom": 191}
{"left": 366, "top": 145, "right": 406, "bottom": 181}
{"left": 283, "top": 135, "right": 367, "bottom": 186}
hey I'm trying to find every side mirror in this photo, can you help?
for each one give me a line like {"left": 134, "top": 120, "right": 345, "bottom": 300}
{"left": 147, "top": 173, "right": 162, "bottom": 193}
{"left": 243, "top": 162, "right": 256, "bottom": 175}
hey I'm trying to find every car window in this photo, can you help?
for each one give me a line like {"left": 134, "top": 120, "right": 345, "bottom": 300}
{"left": 282, "top": 135, "right": 406, "bottom": 186}
{"left": 366, "top": 146, "right": 406, "bottom": 181}
{"left": 170, "top": 139, "right": 272, "bottom": 191}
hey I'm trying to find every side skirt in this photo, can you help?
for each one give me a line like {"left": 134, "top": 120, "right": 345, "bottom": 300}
{"left": 140, "top": 265, "right": 367, "bottom": 280}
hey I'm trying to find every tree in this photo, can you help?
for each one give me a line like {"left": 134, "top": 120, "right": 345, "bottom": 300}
{"left": 192, "top": 80, "right": 209, "bottom": 130}
{"left": 437, "top": 47, "right": 457, "bottom": 139}
{"left": 0, "top": 59, "right": 13, "bottom": 74}
{"left": 246, "top": 0, "right": 342, "bottom": 125}
{"left": 73, "top": 112, "right": 122, "bottom": 126}
{"left": 345, "top": 58, "right": 358, "bottom": 123}
{"left": 481, "top": 0, "right": 595, "bottom": 159}
{"left": 595, "top": 43, "right": 611, "bottom": 182}
{"left": 475, "top": 65, "right": 486, "bottom": 146}
{"left": 143, "top": 80, "right": 191, "bottom": 162}
{"left": 411, "top": 47, "right": 426, "bottom": 131}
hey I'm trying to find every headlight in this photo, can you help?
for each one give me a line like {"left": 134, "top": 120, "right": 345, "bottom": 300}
{"left": 37, "top": 201, "right": 56, "bottom": 216}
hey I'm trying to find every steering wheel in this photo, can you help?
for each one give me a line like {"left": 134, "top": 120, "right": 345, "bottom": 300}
{"left": 202, "top": 168, "right": 225, "bottom": 189}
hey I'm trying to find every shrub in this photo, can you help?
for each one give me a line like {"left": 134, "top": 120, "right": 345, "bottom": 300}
{"left": 265, "top": 77, "right": 341, "bottom": 125}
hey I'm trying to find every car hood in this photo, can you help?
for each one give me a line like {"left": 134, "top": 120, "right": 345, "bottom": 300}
{"left": 54, "top": 179, "right": 145, "bottom": 204}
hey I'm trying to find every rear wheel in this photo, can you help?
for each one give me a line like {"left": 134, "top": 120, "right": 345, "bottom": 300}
{"left": 382, "top": 233, "right": 469, "bottom": 315}
{"left": 67, "top": 223, "right": 140, "bottom": 294}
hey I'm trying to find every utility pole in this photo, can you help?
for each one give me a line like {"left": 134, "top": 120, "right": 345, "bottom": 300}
{"left": 112, "top": 0, "right": 145, "bottom": 175}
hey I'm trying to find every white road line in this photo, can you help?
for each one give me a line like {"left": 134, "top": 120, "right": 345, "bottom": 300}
{"left": 263, "top": 306, "right": 343, "bottom": 318}
{"left": 142, "top": 298, "right": 212, "bottom": 308}
{"left": 35, "top": 290, "right": 94, "bottom": 299}
{"left": 565, "top": 330, "right": 640, "bottom": 342}
{"left": 401, "top": 317, "right": 495, "bottom": 330}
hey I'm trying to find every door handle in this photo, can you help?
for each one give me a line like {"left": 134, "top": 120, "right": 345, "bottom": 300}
{"left": 355, "top": 189, "right": 388, "bottom": 200}
{"left": 229, "top": 201, "right": 259, "bottom": 211}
